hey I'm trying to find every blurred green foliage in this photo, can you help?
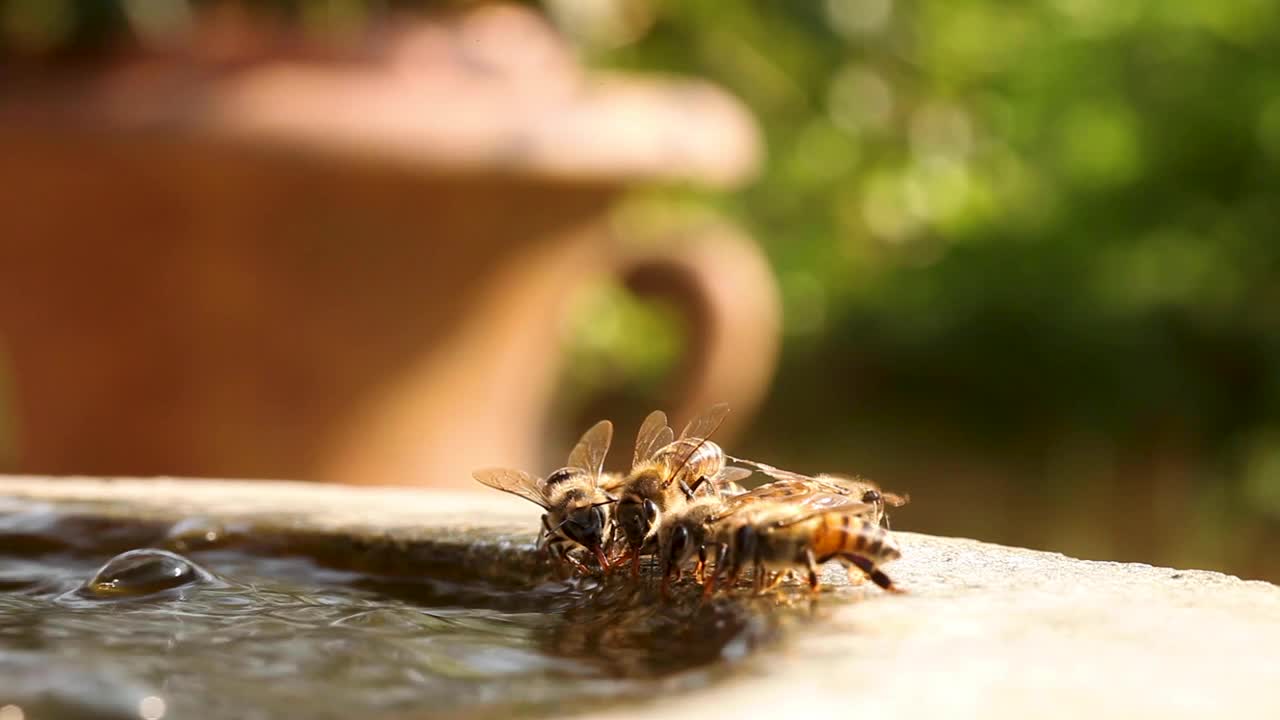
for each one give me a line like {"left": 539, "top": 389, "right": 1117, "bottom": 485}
{"left": 595, "top": 0, "right": 1280, "bottom": 437}
{"left": 588, "top": 5, "right": 1280, "bottom": 467}
{"left": 568, "top": 0, "right": 1280, "bottom": 573}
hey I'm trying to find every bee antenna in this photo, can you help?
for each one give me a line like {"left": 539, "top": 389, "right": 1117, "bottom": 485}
{"left": 664, "top": 410, "right": 729, "bottom": 489}
{"left": 592, "top": 499, "right": 618, "bottom": 508}
{"left": 543, "top": 516, "right": 572, "bottom": 539}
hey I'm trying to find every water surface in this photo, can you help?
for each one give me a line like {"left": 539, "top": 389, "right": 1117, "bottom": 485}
{"left": 0, "top": 502, "right": 787, "bottom": 719}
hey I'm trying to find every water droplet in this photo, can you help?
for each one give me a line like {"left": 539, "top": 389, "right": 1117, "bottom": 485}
{"left": 83, "top": 549, "right": 215, "bottom": 599}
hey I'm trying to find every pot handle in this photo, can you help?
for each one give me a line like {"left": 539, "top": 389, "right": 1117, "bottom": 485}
{"left": 616, "top": 223, "right": 782, "bottom": 441}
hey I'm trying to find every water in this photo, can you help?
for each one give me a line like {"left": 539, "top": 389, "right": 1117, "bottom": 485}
{"left": 0, "top": 502, "right": 790, "bottom": 720}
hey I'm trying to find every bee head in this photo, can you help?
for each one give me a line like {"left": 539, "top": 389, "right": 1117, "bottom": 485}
{"left": 560, "top": 502, "right": 607, "bottom": 555}
{"left": 617, "top": 496, "right": 660, "bottom": 551}
{"left": 861, "top": 489, "right": 881, "bottom": 505}
{"left": 861, "top": 489, "right": 883, "bottom": 519}
{"left": 664, "top": 522, "right": 696, "bottom": 569}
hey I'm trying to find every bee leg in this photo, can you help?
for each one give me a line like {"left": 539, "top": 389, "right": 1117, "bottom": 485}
{"left": 845, "top": 564, "right": 867, "bottom": 586}
{"left": 660, "top": 565, "right": 682, "bottom": 600}
{"left": 805, "top": 548, "right": 821, "bottom": 592}
{"left": 611, "top": 547, "right": 631, "bottom": 570}
{"left": 751, "top": 538, "right": 768, "bottom": 594}
{"left": 843, "top": 553, "right": 902, "bottom": 593}
{"left": 728, "top": 525, "right": 756, "bottom": 590}
{"left": 763, "top": 571, "right": 786, "bottom": 592}
{"left": 546, "top": 532, "right": 593, "bottom": 578}
{"left": 545, "top": 540, "right": 570, "bottom": 580}
{"left": 592, "top": 545, "right": 612, "bottom": 574}
{"left": 701, "top": 544, "right": 728, "bottom": 601}
{"left": 630, "top": 549, "right": 643, "bottom": 579}
{"left": 679, "top": 479, "right": 697, "bottom": 501}
{"left": 538, "top": 515, "right": 554, "bottom": 551}
{"left": 557, "top": 546, "right": 593, "bottom": 577}
{"left": 751, "top": 536, "right": 769, "bottom": 594}
{"left": 694, "top": 545, "right": 708, "bottom": 583}
{"left": 725, "top": 560, "right": 742, "bottom": 589}
{"left": 604, "top": 523, "right": 629, "bottom": 574}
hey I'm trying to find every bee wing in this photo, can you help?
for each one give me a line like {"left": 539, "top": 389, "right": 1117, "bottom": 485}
{"left": 693, "top": 467, "right": 753, "bottom": 499}
{"left": 770, "top": 494, "right": 874, "bottom": 527}
{"left": 711, "top": 467, "right": 753, "bottom": 492}
{"left": 633, "top": 410, "right": 675, "bottom": 467}
{"left": 653, "top": 404, "right": 732, "bottom": 489}
{"left": 817, "top": 474, "right": 910, "bottom": 507}
{"left": 769, "top": 502, "right": 879, "bottom": 530}
{"left": 567, "top": 419, "right": 613, "bottom": 480}
{"left": 720, "top": 499, "right": 802, "bottom": 526}
{"left": 710, "top": 480, "right": 810, "bottom": 522}
{"left": 471, "top": 468, "right": 550, "bottom": 509}
{"left": 677, "top": 402, "right": 731, "bottom": 442}
{"left": 883, "top": 491, "right": 911, "bottom": 507}
{"left": 730, "top": 458, "right": 816, "bottom": 484}
{"left": 734, "top": 477, "right": 820, "bottom": 503}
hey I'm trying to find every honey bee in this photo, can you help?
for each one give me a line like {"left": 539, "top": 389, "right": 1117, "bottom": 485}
{"left": 611, "top": 403, "right": 751, "bottom": 576}
{"left": 654, "top": 475, "right": 867, "bottom": 596}
{"left": 710, "top": 486, "right": 903, "bottom": 594}
{"left": 473, "top": 419, "right": 617, "bottom": 574}
{"left": 727, "top": 458, "right": 910, "bottom": 528}
{"left": 653, "top": 493, "right": 725, "bottom": 596}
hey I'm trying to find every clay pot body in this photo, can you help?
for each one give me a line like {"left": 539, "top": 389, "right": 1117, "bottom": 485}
{"left": 0, "top": 6, "right": 778, "bottom": 487}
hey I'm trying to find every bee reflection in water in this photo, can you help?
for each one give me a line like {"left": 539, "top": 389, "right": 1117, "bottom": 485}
{"left": 332, "top": 561, "right": 799, "bottom": 687}
{"left": 534, "top": 577, "right": 796, "bottom": 680}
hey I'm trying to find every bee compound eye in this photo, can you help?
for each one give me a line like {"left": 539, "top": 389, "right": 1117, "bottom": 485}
{"left": 672, "top": 524, "right": 689, "bottom": 551}
{"left": 617, "top": 501, "right": 644, "bottom": 540}
{"left": 642, "top": 500, "right": 659, "bottom": 524}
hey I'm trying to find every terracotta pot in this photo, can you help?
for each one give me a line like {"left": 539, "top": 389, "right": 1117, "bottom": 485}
{"left": 0, "top": 6, "right": 778, "bottom": 488}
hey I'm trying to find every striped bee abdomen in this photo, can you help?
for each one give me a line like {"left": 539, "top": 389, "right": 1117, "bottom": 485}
{"left": 810, "top": 513, "right": 901, "bottom": 563}
{"left": 655, "top": 438, "right": 726, "bottom": 485}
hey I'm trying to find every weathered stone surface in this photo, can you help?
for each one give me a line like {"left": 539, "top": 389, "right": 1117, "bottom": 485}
{"left": 600, "top": 534, "right": 1280, "bottom": 720}
{"left": 1, "top": 475, "right": 1277, "bottom": 719}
